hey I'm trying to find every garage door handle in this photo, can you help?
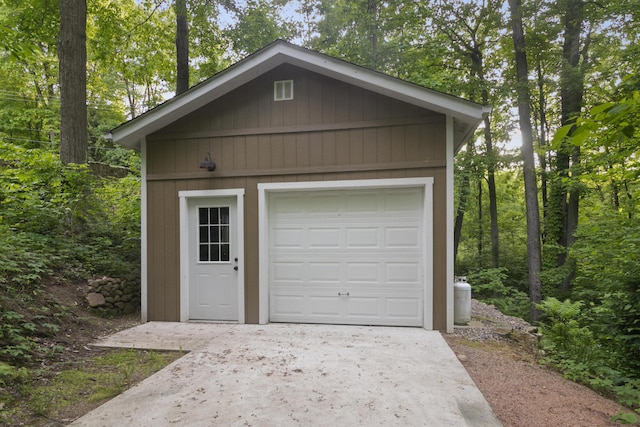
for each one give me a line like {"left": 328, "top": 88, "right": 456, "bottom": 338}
{"left": 338, "top": 292, "right": 350, "bottom": 296}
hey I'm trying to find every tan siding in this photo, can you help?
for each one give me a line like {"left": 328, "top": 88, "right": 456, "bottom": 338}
{"left": 244, "top": 178, "right": 260, "bottom": 324}
{"left": 282, "top": 134, "right": 297, "bottom": 168}
{"left": 376, "top": 127, "right": 392, "bottom": 163}
{"left": 257, "top": 135, "right": 271, "bottom": 169}
{"left": 335, "top": 130, "right": 350, "bottom": 166}
{"left": 294, "top": 74, "right": 310, "bottom": 125}
{"left": 246, "top": 136, "right": 259, "bottom": 169}
{"left": 363, "top": 129, "right": 377, "bottom": 164}
{"left": 145, "top": 64, "right": 451, "bottom": 329}
{"left": 233, "top": 136, "right": 246, "bottom": 170}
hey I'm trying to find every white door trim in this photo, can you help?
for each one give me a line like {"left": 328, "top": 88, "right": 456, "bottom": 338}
{"left": 258, "top": 178, "right": 434, "bottom": 330}
{"left": 179, "top": 189, "right": 245, "bottom": 323}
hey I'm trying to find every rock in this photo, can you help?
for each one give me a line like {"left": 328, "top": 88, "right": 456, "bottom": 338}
{"left": 86, "top": 292, "right": 106, "bottom": 307}
{"left": 123, "top": 303, "right": 137, "bottom": 314}
{"left": 457, "top": 354, "right": 469, "bottom": 362}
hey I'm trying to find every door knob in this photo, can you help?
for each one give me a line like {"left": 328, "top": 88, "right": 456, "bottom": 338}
{"left": 234, "top": 266, "right": 239, "bottom": 271}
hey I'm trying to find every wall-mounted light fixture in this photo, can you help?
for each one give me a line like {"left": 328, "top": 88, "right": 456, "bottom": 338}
{"left": 199, "top": 152, "right": 216, "bottom": 171}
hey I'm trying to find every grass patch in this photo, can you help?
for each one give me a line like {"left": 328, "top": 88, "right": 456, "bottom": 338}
{"left": 1, "top": 349, "right": 182, "bottom": 426}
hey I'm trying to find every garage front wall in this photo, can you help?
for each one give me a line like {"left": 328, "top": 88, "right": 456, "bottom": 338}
{"left": 144, "top": 64, "right": 450, "bottom": 329}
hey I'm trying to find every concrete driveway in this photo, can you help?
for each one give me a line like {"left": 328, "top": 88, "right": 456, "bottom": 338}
{"left": 71, "top": 323, "right": 501, "bottom": 426}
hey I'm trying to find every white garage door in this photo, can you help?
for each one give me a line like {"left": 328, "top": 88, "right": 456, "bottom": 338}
{"left": 269, "top": 187, "right": 425, "bottom": 326}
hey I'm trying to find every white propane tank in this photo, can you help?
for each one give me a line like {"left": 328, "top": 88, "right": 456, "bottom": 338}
{"left": 454, "top": 276, "right": 472, "bottom": 325}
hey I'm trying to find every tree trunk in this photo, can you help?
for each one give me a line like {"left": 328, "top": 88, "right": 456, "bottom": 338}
{"left": 176, "top": 0, "right": 189, "bottom": 95}
{"left": 454, "top": 143, "right": 473, "bottom": 261}
{"left": 367, "top": 0, "right": 379, "bottom": 68}
{"left": 58, "top": 0, "right": 87, "bottom": 164}
{"left": 485, "top": 113, "right": 499, "bottom": 268}
{"left": 536, "top": 62, "right": 549, "bottom": 242}
{"left": 559, "top": 0, "right": 585, "bottom": 293}
{"left": 508, "top": 0, "right": 543, "bottom": 322}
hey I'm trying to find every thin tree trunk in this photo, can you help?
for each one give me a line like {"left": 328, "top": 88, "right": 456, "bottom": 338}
{"left": 58, "top": 0, "right": 87, "bottom": 164}
{"left": 454, "top": 143, "right": 473, "bottom": 261}
{"left": 176, "top": 0, "right": 189, "bottom": 95}
{"left": 367, "top": 0, "right": 378, "bottom": 68}
{"left": 559, "top": 0, "right": 585, "bottom": 293}
{"left": 484, "top": 114, "right": 499, "bottom": 268}
{"left": 536, "top": 62, "right": 549, "bottom": 242}
{"left": 508, "top": 0, "right": 543, "bottom": 323}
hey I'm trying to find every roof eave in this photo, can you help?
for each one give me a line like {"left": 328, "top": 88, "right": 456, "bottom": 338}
{"left": 110, "top": 41, "right": 488, "bottom": 151}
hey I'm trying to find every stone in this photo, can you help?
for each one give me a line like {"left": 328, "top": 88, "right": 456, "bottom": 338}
{"left": 457, "top": 354, "right": 469, "bottom": 362}
{"left": 86, "top": 292, "right": 106, "bottom": 307}
{"left": 123, "top": 303, "right": 137, "bottom": 314}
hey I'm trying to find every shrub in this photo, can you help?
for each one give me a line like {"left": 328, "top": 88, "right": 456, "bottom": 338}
{"left": 465, "top": 268, "right": 530, "bottom": 319}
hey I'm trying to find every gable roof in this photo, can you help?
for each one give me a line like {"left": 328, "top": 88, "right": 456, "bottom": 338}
{"left": 108, "top": 40, "right": 490, "bottom": 152}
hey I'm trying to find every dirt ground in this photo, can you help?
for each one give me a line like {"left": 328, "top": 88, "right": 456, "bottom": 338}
{"left": 444, "top": 300, "right": 631, "bottom": 427}
{"left": 8, "top": 283, "right": 632, "bottom": 426}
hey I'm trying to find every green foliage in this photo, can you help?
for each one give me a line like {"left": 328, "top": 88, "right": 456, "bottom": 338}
{"left": 610, "top": 412, "right": 639, "bottom": 425}
{"left": 465, "top": 268, "right": 530, "bottom": 319}
{"left": 225, "top": 0, "right": 298, "bottom": 56}
{"left": 0, "top": 361, "right": 29, "bottom": 387}
{"left": 0, "top": 142, "right": 141, "bottom": 367}
{"left": 6, "top": 350, "right": 180, "bottom": 423}
{"left": 537, "top": 297, "right": 640, "bottom": 409}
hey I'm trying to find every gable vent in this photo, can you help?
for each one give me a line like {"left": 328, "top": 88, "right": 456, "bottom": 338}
{"left": 274, "top": 80, "right": 294, "bottom": 101}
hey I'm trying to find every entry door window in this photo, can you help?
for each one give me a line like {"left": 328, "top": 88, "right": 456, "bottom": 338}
{"left": 198, "top": 207, "right": 230, "bottom": 262}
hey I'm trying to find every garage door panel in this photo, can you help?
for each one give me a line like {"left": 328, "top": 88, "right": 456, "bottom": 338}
{"left": 346, "top": 227, "right": 379, "bottom": 248}
{"left": 271, "top": 194, "right": 305, "bottom": 214}
{"left": 346, "top": 193, "right": 379, "bottom": 213}
{"left": 308, "top": 194, "right": 340, "bottom": 213}
{"left": 384, "top": 190, "right": 423, "bottom": 212}
{"left": 346, "top": 262, "right": 380, "bottom": 283}
{"left": 272, "top": 262, "right": 306, "bottom": 282}
{"left": 271, "top": 294, "right": 305, "bottom": 315}
{"left": 348, "top": 296, "right": 381, "bottom": 317}
{"left": 308, "top": 296, "right": 342, "bottom": 317}
{"left": 386, "top": 297, "right": 422, "bottom": 320}
{"left": 272, "top": 227, "right": 304, "bottom": 248}
{"left": 269, "top": 188, "right": 425, "bottom": 327}
{"left": 308, "top": 262, "right": 341, "bottom": 283}
{"left": 385, "top": 227, "right": 421, "bottom": 248}
{"left": 386, "top": 262, "right": 421, "bottom": 284}
{"left": 308, "top": 228, "right": 340, "bottom": 248}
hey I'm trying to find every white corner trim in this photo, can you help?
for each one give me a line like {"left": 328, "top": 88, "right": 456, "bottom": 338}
{"left": 140, "top": 138, "right": 148, "bottom": 323}
{"left": 178, "top": 188, "right": 245, "bottom": 323}
{"left": 257, "top": 177, "right": 435, "bottom": 329}
{"left": 446, "top": 115, "right": 455, "bottom": 333}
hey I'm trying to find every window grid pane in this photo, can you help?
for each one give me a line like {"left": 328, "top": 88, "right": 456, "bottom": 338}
{"left": 198, "top": 206, "right": 231, "bottom": 263}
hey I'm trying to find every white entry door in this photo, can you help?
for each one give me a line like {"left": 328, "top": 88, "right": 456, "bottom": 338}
{"left": 187, "top": 197, "right": 239, "bottom": 321}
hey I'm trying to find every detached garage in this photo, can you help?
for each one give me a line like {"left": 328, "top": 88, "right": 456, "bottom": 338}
{"left": 109, "top": 40, "right": 489, "bottom": 332}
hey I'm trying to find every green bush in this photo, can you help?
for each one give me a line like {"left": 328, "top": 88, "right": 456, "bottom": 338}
{"left": 0, "top": 142, "right": 141, "bottom": 366}
{"left": 465, "top": 268, "right": 530, "bottom": 319}
{"left": 537, "top": 297, "right": 640, "bottom": 409}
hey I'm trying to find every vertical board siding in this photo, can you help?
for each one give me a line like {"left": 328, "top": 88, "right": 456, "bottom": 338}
{"left": 145, "top": 64, "right": 449, "bottom": 328}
